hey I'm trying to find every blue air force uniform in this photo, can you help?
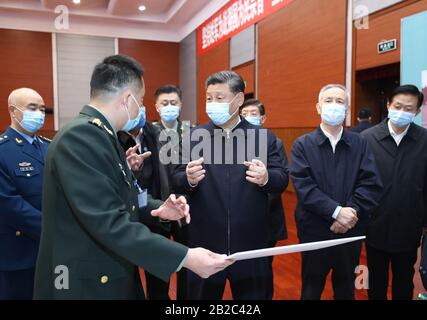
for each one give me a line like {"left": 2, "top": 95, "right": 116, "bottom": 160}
{"left": 0, "top": 127, "right": 50, "bottom": 300}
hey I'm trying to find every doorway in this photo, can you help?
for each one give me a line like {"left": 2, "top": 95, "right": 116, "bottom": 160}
{"left": 355, "top": 63, "right": 400, "bottom": 125}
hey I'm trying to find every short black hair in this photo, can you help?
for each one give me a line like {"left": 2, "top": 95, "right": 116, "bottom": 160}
{"left": 90, "top": 54, "right": 144, "bottom": 99}
{"left": 389, "top": 84, "right": 424, "bottom": 109}
{"left": 357, "top": 108, "right": 372, "bottom": 120}
{"left": 239, "top": 99, "right": 265, "bottom": 116}
{"left": 154, "top": 85, "right": 183, "bottom": 102}
{"left": 206, "top": 71, "right": 245, "bottom": 94}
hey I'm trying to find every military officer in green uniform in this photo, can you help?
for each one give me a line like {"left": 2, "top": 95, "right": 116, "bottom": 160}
{"left": 33, "top": 54, "right": 233, "bottom": 300}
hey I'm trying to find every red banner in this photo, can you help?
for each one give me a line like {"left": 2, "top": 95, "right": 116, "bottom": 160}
{"left": 197, "top": 0, "right": 295, "bottom": 56}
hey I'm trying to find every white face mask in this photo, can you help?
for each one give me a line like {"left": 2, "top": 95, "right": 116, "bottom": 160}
{"left": 206, "top": 95, "right": 238, "bottom": 126}
{"left": 321, "top": 103, "right": 347, "bottom": 126}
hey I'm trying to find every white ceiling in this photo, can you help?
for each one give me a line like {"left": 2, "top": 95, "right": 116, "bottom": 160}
{"left": 353, "top": 0, "right": 404, "bottom": 19}
{"left": 0, "top": 0, "right": 230, "bottom": 42}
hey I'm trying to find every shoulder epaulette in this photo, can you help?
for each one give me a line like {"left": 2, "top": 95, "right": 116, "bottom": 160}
{"left": 39, "top": 135, "right": 52, "bottom": 143}
{"left": 89, "top": 118, "right": 114, "bottom": 137}
{"left": 0, "top": 135, "right": 10, "bottom": 145}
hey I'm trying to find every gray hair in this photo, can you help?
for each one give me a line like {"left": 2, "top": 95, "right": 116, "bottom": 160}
{"left": 318, "top": 84, "right": 349, "bottom": 104}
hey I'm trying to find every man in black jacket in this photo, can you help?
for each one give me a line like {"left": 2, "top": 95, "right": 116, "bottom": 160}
{"left": 290, "top": 84, "right": 383, "bottom": 300}
{"left": 239, "top": 99, "right": 289, "bottom": 297}
{"left": 351, "top": 108, "right": 373, "bottom": 133}
{"left": 172, "top": 71, "right": 288, "bottom": 300}
{"left": 362, "top": 84, "right": 427, "bottom": 300}
{"left": 239, "top": 99, "right": 289, "bottom": 243}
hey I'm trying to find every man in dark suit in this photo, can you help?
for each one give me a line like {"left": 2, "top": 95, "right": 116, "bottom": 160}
{"left": 351, "top": 108, "right": 373, "bottom": 133}
{"left": 0, "top": 88, "right": 49, "bottom": 300}
{"left": 362, "top": 85, "right": 427, "bottom": 300}
{"left": 290, "top": 84, "right": 383, "bottom": 300}
{"left": 172, "top": 71, "right": 288, "bottom": 300}
{"left": 239, "top": 98, "right": 289, "bottom": 297}
{"left": 33, "top": 55, "right": 233, "bottom": 300}
{"left": 239, "top": 98, "right": 289, "bottom": 243}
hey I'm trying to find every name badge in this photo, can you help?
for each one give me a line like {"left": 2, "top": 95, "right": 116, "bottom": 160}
{"left": 138, "top": 189, "right": 148, "bottom": 208}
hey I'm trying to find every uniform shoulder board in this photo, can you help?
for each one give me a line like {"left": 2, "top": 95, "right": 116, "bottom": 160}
{"left": 89, "top": 118, "right": 103, "bottom": 128}
{"left": 89, "top": 118, "right": 114, "bottom": 137}
{"left": 0, "top": 135, "right": 10, "bottom": 145}
{"left": 39, "top": 135, "right": 52, "bottom": 143}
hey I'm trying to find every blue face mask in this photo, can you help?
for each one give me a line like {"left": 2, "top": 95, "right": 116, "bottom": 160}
{"left": 17, "top": 107, "right": 45, "bottom": 133}
{"left": 160, "top": 105, "right": 180, "bottom": 123}
{"left": 122, "top": 94, "right": 143, "bottom": 132}
{"left": 245, "top": 116, "right": 262, "bottom": 126}
{"left": 134, "top": 106, "right": 147, "bottom": 130}
{"left": 321, "top": 103, "right": 346, "bottom": 126}
{"left": 206, "top": 96, "right": 238, "bottom": 126}
{"left": 388, "top": 109, "right": 416, "bottom": 128}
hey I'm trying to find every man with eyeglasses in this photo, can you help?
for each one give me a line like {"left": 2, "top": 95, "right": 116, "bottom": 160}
{"left": 0, "top": 88, "right": 50, "bottom": 300}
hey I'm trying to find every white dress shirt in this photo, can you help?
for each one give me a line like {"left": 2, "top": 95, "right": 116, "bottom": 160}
{"left": 388, "top": 120, "right": 410, "bottom": 146}
{"left": 320, "top": 124, "right": 343, "bottom": 154}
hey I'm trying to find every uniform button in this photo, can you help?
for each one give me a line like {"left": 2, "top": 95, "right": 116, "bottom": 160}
{"left": 132, "top": 205, "right": 136, "bottom": 211}
{"left": 100, "top": 276, "right": 109, "bottom": 284}
{"left": 16, "top": 230, "right": 21, "bottom": 237}
{"left": 26, "top": 174, "right": 31, "bottom": 177}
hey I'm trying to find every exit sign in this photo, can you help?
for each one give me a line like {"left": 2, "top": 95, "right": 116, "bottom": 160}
{"left": 378, "top": 39, "right": 398, "bottom": 54}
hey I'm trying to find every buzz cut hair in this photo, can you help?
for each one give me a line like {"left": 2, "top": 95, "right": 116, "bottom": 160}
{"left": 90, "top": 54, "right": 144, "bottom": 99}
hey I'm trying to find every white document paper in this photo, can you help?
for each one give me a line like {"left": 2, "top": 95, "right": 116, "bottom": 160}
{"left": 225, "top": 236, "right": 366, "bottom": 261}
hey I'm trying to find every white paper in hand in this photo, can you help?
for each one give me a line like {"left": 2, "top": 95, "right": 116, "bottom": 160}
{"left": 225, "top": 236, "right": 366, "bottom": 261}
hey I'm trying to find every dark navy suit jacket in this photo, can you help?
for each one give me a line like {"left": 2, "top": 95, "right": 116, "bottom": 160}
{"left": 172, "top": 118, "right": 289, "bottom": 255}
{"left": 290, "top": 127, "right": 383, "bottom": 242}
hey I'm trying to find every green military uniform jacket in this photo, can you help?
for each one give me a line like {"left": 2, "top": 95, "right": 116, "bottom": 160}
{"left": 34, "top": 106, "right": 188, "bottom": 300}
{"left": 152, "top": 120, "right": 196, "bottom": 148}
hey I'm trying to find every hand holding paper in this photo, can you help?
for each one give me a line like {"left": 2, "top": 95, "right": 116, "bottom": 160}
{"left": 184, "top": 248, "right": 234, "bottom": 279}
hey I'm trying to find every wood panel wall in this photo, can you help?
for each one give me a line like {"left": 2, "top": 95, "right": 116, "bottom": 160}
{"left": 197, "top": 40, "right": 230, "bottom": 124}
{"left": 232, "top": 61, "right": 255, "bottom": 95}
{"left": 272, "top": 127, "right": 316, "bottom": 192}
{"left": 0, "top": 29, "right": 54, "bottom": 132}
{"left": 257, "top": 0, "right": 347, "bottom": 129}
{"left": 355, "top": 0, "right": 427, "bottom": 71}
{"left": 119, "top": 39, "right": 180, "bottom": 122}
